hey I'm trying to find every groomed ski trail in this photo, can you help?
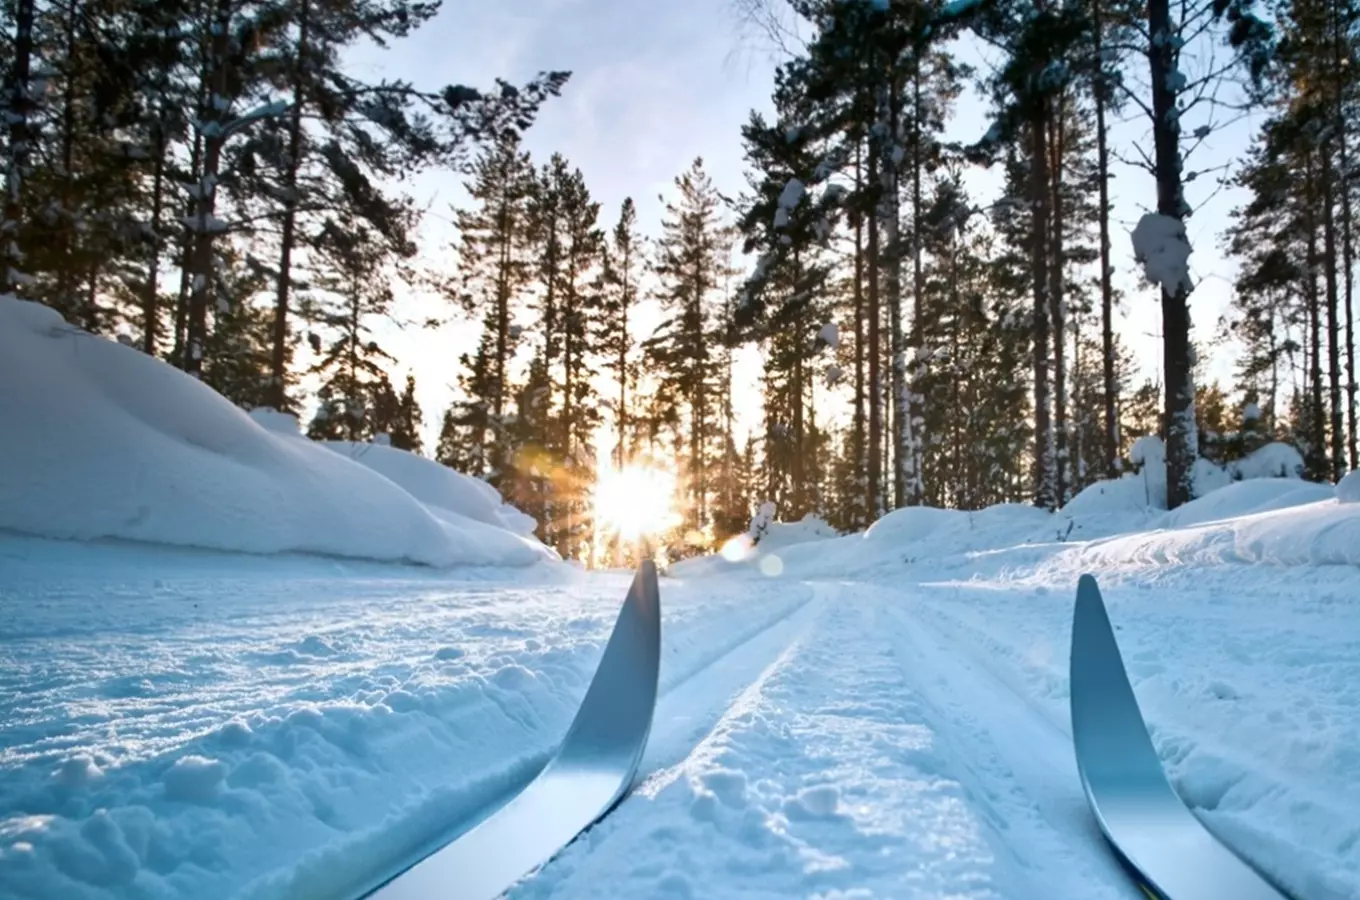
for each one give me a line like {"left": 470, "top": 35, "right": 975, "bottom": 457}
{"left": 505, "top": 588, "right": 1134, "bottom": 900}
{"left": 238, "top": 577, "right": 822, "bottom": 900}
{"left": 0, "top": 538, "right": 818, "bottom": 900}
{"left": 899, "top": 580, "right": 1358, "bottom": 900}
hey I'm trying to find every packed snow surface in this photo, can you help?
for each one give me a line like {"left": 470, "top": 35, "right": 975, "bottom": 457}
{"left": 1, "top": 294, "right": 1357, "bottom": 898}
{"left": 0, "top": 295, "right": 548, "bottom": 567}
{"left": 3, "top": 462, "right": 1358, "bottom": 897}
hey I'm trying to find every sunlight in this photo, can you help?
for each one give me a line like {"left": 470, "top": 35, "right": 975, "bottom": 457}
{"left": 593, "top": 465, "right": 683, "bottom": 542}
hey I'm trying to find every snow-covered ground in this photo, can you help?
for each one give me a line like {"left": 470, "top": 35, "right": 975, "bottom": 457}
{"left": 2, "top": 295, "right": 1358, "bottom": 898}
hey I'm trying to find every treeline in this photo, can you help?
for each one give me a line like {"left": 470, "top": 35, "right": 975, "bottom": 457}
{"left": 434, "top": 143, "right": 755, "bottom": 562}
{"left": 723, "top": 0, "right": 1355, "bottom": 540}
{"left": 0, "top": 0, "right": 565, "bottom": 440}
{"left": 8, "top": 0, "right": 1360, "bottom": 566}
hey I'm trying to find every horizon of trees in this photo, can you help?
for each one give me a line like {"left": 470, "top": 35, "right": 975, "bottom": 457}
{"left": 3, "top": 0, "right": 1356, "bottom": 565}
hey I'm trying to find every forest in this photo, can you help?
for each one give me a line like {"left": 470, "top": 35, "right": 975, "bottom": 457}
{"left": 2, "top": 0, "right": 1355, "bottom": 564}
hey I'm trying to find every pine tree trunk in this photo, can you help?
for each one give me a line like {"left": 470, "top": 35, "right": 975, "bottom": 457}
{"left": 173, "top": 84, "right": 207, "bottom": 366}
{"left": 853, "top": 140, "right": 868, "bottom": 528}
{"left": 866, "top": 138, "right": 883, "bottom": 521}
{"left": 1147, "top": 0, "right": 1197, "bottom": 509}
{"left": 1029, "top": 114, "right": 1057, "bottom": 510}
{"left": 182, "top": 0, "right": 234, "bottom": 377}
{"left": 1322, "top": 147, "right": 1344, "bottom": 479}
{"left": 143, "top": 124, "right": 169, "bottom": 355}
{"left": 880, "top": 82, "right": 910, "bottom": 510}
{"left": 56, "top": 0, "right": 79, "bottom": 322}
{"left": 908, "top": 65, "right": 927, "bottom": 505}
{"left": 617, "top": 249, "right": 630, "bottom": 468}
{"left": 1094, "top": 56, "right": 1119, "bottom": 475}
{"left": 1333, "top": 4, "right": 1358, "bottom": 470}
{"left": 2, "top": 0, "right": 34, "bottom": 293}
{"left": 690, "top": 258, "right": 707, "bottom": 529}
{"left": 1306, "top": 154, "right": 1327, "bottom": 478}
{"left": 493, "top": 174, "right": 514, "bottom": 472}
{"left": 270, "top": 0, "right": 310, "bottom": 411}
{"left": 1048, "top": 102, "right": 1069, "bottom": 505}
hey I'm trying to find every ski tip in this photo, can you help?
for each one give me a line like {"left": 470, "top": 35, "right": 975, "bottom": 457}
{"left": 629, "top": 559, "right": 661, "bottom": 625}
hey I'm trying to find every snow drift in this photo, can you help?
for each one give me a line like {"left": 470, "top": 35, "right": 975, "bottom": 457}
{"left": 0, "top": 295, "right": 551, "bottom": 567}
{"left": 674, "top": 436, "right": 1356, "bottom": 581}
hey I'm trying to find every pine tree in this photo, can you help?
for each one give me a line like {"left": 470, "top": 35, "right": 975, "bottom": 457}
{"left": 448, "top": 132, "right": 535, "bottom": 484}
{"left": 598, "top": 198, "right": 644, "bottom": 468}
{"left": 304, "top": 217, "right": 405, "bottom": 442}
{"left": 647, "top": 157, "right": 733, "bottom": 536}
{"left": 388, "top": 373, "right": 424, "bottom": 453}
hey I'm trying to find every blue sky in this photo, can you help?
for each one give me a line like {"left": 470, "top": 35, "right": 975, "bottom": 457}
{"left": 343, "top": 0, "right": 1264, "bottom": 452}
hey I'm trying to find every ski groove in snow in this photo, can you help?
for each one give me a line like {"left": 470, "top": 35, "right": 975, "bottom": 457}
{"left": 0, "top": 537, "right": 814, "bottom": 900}
{"left": 901, "top": 579, "right": 1359, "bottom": 900}
{"left": 508, "top": 587, "right": 1091, "bottom": 899}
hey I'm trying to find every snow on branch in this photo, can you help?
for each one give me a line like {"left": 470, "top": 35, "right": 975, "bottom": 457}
{"left": 1131, "top": 213, "right": 1193, "bottom": 295}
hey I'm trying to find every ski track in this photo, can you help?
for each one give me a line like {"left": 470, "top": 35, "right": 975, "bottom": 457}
{"left": 0, "top": 536, "right": 813, "bottom": 900}
{"left": 3, "top": 534, "right": 1357, "bottom": 899}
{"left": 901, "top": 577, "right": 1360, "bottom": 900}
{"left": 507, "top": 588, "right": 1134, "bottom": 900}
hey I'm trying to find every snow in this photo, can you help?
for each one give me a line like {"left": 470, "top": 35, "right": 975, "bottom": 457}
{"left": 1, "top": 289, "right": 1357, "bottom": 900}
{"left": 1338, "top": 470, "right": 1360, "bottom": 503}
{"left": 1131, "top": 212, "right": 1193, "bottom": 295}
{"left": 816, "top": 321, "right": 839, "bottom": 347}
{"left": 0, "top": 294, "right": 550, "bottom": 568}
{"left": 320, "top": 440, "right": 537, "bottom": 537}
{"left": 773, "top": 178, "right": 805, "bottom": 230}
{"left": 0, "top": 537, "right": 814, "bottom": 900}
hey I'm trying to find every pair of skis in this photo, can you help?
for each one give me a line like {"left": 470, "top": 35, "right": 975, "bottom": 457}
{"left": 361, "top": 567, "right": 1294, "bottom": 900}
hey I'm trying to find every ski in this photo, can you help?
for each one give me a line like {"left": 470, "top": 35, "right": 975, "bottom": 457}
{"left": 362, "top": 561, "right": 662, "bottom": 900}
{"left": 1069, "top": 574, "right": 1293, "bottom": 900}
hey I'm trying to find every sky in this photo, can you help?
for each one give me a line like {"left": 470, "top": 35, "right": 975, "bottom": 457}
{"left": 340, "top": 0, "right": 1268, "bottom": 456}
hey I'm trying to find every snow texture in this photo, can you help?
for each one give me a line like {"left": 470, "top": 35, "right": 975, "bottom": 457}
{"left": 0, "top": 539, "right": 813, "bottom": 900}
{"left": 1131, "top": 212, "right": 1193, "bottom": 295}
{"left": 0, "top": 294, "right": 549, "bottom": 567}
{"left": 1337, "top": 470, "right": 1360, "bottom": 503}
{"left": 0, "top": 290, "right": 1356, "bottom": 900}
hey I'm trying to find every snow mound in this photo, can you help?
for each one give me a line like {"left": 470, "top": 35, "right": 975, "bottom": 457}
{"left": 865, "top": 503, "right": 1053, "bottom": 555}
{"left": 1160, "top": 478, "right": 1334, "bottom": 529}
{"left": 753, "top": 514, "right": 839, "bottom": 551}
{"left": 321, "top": 441, "right": 537, "bottom": 537}
{"left": 0, "top": 295, "right": 550, "bottom": 567}
{"left": 1055, "top": 439, "right": 1308, "bottom": 540}
{"left": 248, "top": 407, "right": 306, "bottom": 437}
{"left": 1039, "top": 496, "right": 1360, "bottom": 576}
{"left": 1337, "top": 470, "right": 1360, "bottom": 504}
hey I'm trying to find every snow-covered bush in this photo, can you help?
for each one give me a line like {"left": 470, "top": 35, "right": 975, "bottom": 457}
{"left": 747, "top": 500, "right": 777, "bottom": 545}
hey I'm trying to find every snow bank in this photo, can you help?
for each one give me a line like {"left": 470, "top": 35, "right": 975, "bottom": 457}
{"left": 0, "top": 544, "right": 814, "bottom": 900}
{"left": 1037, "top": 496, "right": 1360, "bottom": 579}
{"left": 752, "top": 514, "right": 839, "bottom": 552}
{"left": 320, "top": 441, "right": 537, "bottom": 537}
{"left": 0, "top": 295, "right": 550, "bottom": 567}
{"left": 674, "top": 436, "right": 1345, "bottom": 583}
{"left": 1337, "top": 470, "right": 1360, "bottom": 504}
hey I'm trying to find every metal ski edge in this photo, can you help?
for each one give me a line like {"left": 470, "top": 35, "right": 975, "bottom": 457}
{"left": 354, "top": 560, "right": 662, "bottom": 900}
{"left": 1068, "top": 574, "right": 1299, "bottom": 900}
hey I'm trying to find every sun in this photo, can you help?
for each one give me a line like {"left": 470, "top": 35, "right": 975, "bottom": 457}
{"left": 593, "top": 464, "right": 682, "bottom": 542}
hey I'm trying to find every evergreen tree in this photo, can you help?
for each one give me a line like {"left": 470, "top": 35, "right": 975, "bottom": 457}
{"left": 447, "top": 132, "right": 535, "bottom": 484}
{"left": 646, "top": 157, "right": 733, "bottom": 537}
{"left": 598, "top": 197, "right": 644, "bottom": 468}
